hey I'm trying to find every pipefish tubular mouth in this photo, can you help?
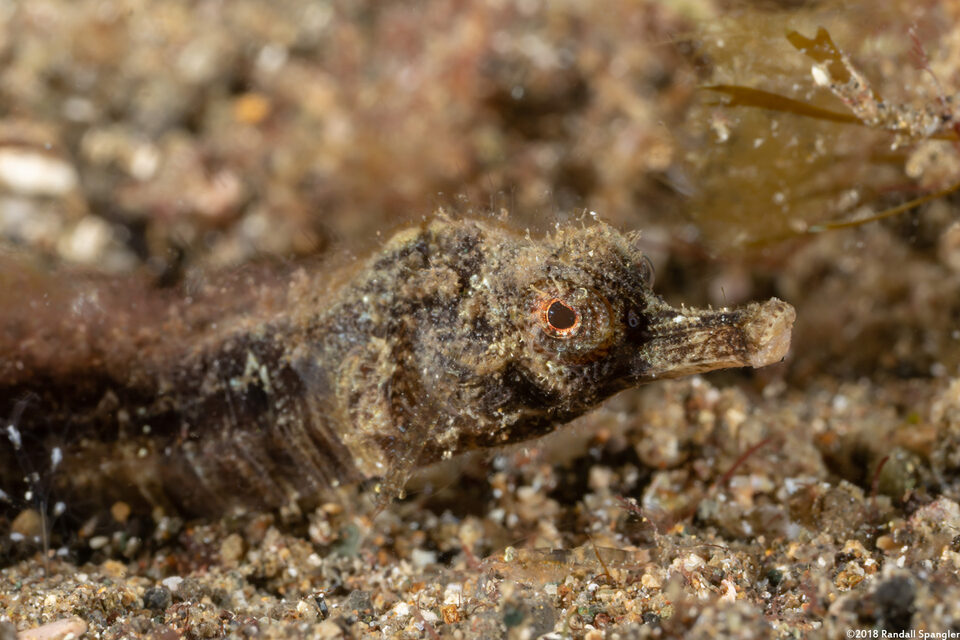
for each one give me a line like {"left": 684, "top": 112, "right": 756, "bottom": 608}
{"left": 741, "top": 299, "right": 795, "bottom": 368}
{"left": 629, "top": 298, "right": 795, "bottom": 383}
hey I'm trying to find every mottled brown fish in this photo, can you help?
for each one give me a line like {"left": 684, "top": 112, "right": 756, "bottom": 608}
{"left": 0, "top": 215, "right": 794, "bottom": 518}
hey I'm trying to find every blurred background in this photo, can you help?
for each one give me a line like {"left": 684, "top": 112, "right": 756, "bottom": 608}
{"left": 0, "top": 0, "right": 958, "bottom": 379}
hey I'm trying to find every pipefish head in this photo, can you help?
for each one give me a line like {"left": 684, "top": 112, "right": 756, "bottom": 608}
{"left": 422, "top": 219, "right": 795, "bottom": 451}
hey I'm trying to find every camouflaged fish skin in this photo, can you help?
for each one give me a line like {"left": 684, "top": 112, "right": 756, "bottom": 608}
{"left": 0, "top": 216, "right": 794, "bottom": 515}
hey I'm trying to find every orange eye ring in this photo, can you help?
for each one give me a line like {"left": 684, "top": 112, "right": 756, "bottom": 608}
{"left": 539, "top": 297, "right": 580, "bottom": 336}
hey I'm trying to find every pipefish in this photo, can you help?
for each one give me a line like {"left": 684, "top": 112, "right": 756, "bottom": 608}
{"left": 0, "top": 215, "right": 794, "bottom": 518}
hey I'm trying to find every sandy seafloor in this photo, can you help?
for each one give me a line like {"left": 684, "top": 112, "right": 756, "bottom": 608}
{"left": 4, "top": 0, "right": 960, "bottom": 638}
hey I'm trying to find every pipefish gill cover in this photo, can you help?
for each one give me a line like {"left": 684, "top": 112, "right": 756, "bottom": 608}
{"left": 1, "top": 216, "right": 793, "bottom": 521}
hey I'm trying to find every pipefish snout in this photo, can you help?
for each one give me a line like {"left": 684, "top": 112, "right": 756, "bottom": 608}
{"left": 0, "top": 215, "right": 795, "bottom": 518}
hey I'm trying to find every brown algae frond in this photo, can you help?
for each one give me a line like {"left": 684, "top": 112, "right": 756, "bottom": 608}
{"left": 688, "top": 15, "right": 960, "bottom": 246}
{"left": 708, "top": 26, "right": 960, "bottom": 144}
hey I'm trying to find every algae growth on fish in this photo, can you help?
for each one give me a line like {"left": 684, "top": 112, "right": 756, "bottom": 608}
{"left": 0, "top": 215, "right": 794, "bottom": 519}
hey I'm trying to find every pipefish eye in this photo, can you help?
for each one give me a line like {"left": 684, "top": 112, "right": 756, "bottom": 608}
{"left": 527, "top": 286, "right": 616, "bottom": 361}
{"left": 543, "top": 298, "right": 580, "bottom": 335}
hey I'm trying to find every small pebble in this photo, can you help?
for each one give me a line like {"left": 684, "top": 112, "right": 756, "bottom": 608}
{"left": 143, "top": 586, "right": 173, "bottom": 612}
{"left": 0, "top": 148, "right": 77, "bottom": 196}
{"left": 16, "top": 616, "right": 87, "bottom": 640}
{"left": 11, "top": 509, "right": 42, "bottom": 539}
{"left": 161, "top": 576, "right": 184, "bottom": 592}
{"left": 110, "top": 501, "right": 131, "bottom": 524}
{"left": 88, "top": 535, "right": 109, "bottom": 550}
{"left": 410, "top": 549, "right": 437, "bottom": 568}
